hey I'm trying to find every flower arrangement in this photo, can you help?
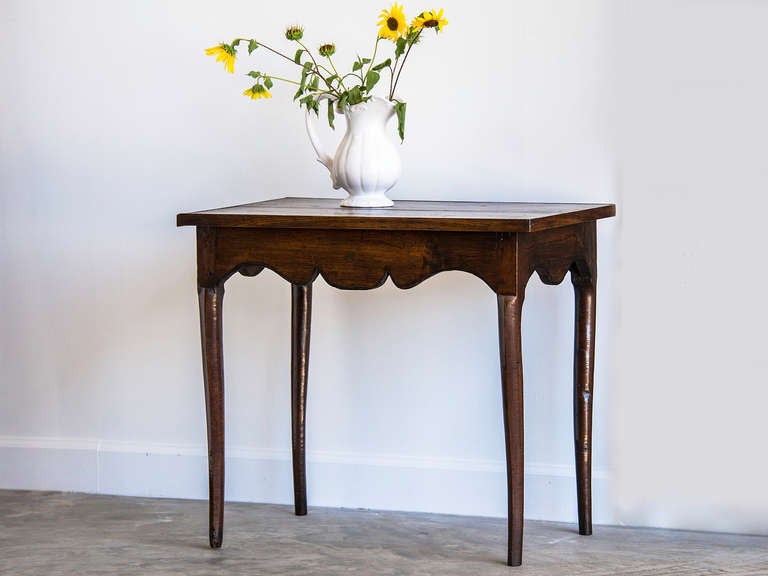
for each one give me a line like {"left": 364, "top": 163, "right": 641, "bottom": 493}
{"left": 205, "top": 4, "right": 448, "bottom": 141}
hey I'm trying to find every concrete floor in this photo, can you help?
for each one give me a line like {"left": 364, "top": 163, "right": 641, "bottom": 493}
{"left": 1, "top": 490, "right": 766, "bottom": 575}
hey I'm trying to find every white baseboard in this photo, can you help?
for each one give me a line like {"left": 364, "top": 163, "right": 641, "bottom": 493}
{"left": 0, "top": 435, "right": 612, "bottom": 524}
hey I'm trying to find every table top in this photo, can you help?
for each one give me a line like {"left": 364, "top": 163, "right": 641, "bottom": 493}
{"left": 177, "top": 197, "right": 615, "bottom": 233}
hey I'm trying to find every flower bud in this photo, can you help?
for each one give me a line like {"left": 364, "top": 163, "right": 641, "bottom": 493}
{"left": 318, "top": 43, "right": 336, "bottom": 57}
{"left": 285, "top": 25, "right": 304, "bottom": 41}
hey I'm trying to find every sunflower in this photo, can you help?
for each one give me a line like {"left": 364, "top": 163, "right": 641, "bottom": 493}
{"left": 243, "top": 85, "right": 272, "bottom": 100}
{"left": 411, "top": 9, "right": 448, "bottom": 33}
{"left": 377, "top": 3, "right": 407, "bottom": 41}
{"left": 205, "top": 43, "right": 236, "bottom": 74}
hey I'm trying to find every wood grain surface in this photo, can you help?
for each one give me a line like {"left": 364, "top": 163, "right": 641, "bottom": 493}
{"left": 178, "top": 197, "right": 615, "bottom": 233}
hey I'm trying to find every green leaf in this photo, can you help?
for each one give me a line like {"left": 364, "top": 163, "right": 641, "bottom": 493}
{"left": 293, "top": 87, "right": 304, "bottom": 101}
{"left": 308, "top": 75, "right": 319, "bottom": 91}
{"left": 394, "top": 101, "right": 407, "bottom": 142}
{"left": 348, "top": 85, "right": 363, "bottom": 105}
{"left": 372, "top": 58, "right": 391, "bottom": 72}
{"left": 364, "top": 70, "right": 380, "bottom": 93}
{"left": 231, "top": 39, "right": 241, "bottom": 47}
{"left": 337, "top": 92, "right": 349, "bottom": 111}
{"left": 299, "top": 66, "right": 309, "bottom": 91}
{"left": 248, "top": 40, "right": 259, "bottom": 54}
{"left": 303, "top": 61, "right": 313, "bottom": 70}
{"left": 395, "top": 37, "right": 407, "bottom": 58}
{"left": 300, "top": 95, "right": 317, "bottom": 115}
{"left": 352, "top": 60, "right": 363, "bottom": 71}
{"left": 247, "top": 71, "right": 261, "bottom": 78}
{"left": 264, "top": 76, "right": 273, "bottom": 89}
{"left": 294, "top": 48, "right": 304, "bottom": 64}
{"left": 327, "top": 99, "right": 335, "bottom": 129}
{"left": 325, "top": 75, "right": 340, "bottom": 90}
{"left": 362, "top": 58, "right": 371, "bottom": 64}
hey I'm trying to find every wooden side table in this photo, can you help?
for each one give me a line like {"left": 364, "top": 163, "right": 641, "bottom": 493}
{"left": 177, "top": 197, "right": 615, "bottom": 566}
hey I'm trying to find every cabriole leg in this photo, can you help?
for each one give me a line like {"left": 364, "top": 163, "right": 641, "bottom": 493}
{"left": 199, "top": 284, "right": 225, "bottom": 548}
{"left": 291, "top": 283, "right": 313, "bottom": 516}
{"left": 572, "top": 274, "right": 596, "bottom": 536}
{"left": 498, "top": 293, "right": 525, "bottom": 566}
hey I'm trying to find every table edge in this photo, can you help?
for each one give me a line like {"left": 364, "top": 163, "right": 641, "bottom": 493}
{"left": 177, "top": 203, "right": 616, "bottom": 233}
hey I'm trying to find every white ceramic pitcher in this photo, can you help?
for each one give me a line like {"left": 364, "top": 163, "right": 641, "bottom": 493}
{"left": 305, "top": 95, "right": 401, "bottom": 208}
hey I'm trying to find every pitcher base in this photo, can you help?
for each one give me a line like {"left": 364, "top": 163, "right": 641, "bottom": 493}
{"left": 340, "top": 193, "right": 394, "bottom": 208}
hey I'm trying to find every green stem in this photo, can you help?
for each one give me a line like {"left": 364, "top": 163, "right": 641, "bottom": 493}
{"left": 296, "top": 40, "right": 339, "bottom": 96}
{"left": 234, "top": 37, "right": 340, "bottom": 97}
{"left": 339, "top": 72, "right": 364, "bottom": 83}
{"left": 388, "top": 46, "right": 401, "bottom": 98}
{"left": 388, "top": 64, "right": 396, "bottom": 100}
{"left": 365, "top": 38, "right": 380, "bottom": 78}
{"left": 296, "top": 41, "right": 333, "bottom": 77}
{"left": 266, "top": 75, "right": 301, "bottom": 86}
{"left": 327, "top": 56, "right": 347, "bottom": 91}
{"left": 233, "top": 38, "right": 295, "bottom": 67}
{"left": 390, "top": 30, "right": 421, "bottom": 99}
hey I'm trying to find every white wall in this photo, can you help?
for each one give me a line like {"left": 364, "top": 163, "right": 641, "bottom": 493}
{"left": 0, "top": 0, "right": 765, "bottom": 535}
{"left": 610, "top": 0, "right": 768, "bottom": 534}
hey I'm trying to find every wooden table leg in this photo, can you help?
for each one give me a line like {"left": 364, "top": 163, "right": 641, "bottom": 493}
{"left": 498, "top": 294, "right": 525, "bottom": 567}
{"left": 572, "top": 273, "right": 595, "bottom": 536}
{"left": 291, "top": 283, "right": 312, "bottom": 516}
{"left": 199, "top": 284, "right": 225, "bottom": 548}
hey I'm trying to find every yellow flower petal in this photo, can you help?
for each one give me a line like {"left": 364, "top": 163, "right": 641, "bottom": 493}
{"left": 411, "top": 9, "right": 448, "bottom": 32}
{"left": 377, "top": 3, "right": 407, "bottom": 42}
{"left": 243, "top": 85, "right": 271, "bottom": 100}
{"left": 206, "top": 43, "right": 235, "bottom": 73}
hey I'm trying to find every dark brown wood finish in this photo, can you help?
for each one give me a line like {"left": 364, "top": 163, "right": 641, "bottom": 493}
{"left": 291, "top": 283, "right": 312, "bottom": 516}
{"left": 498, "top": 293, "right": 525, "bottom": 567}
{"left": 182, "top": 197, "right": 614, "bottom": 566}
{"left": 198, "top": 282, "right": 225, "bottom": 549}
{"left": 572, "top": 241, "right": 597, "bottom": 536}
{"left": 198, "top": 227, "right": 518, "bottom": 292}
{"left": 178, "top": 197, "right": 615, "bottom": 232}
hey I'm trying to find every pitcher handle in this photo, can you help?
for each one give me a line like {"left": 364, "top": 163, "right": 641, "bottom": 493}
{"left": 304, "top": 93, "right": 336, "bottom": 175}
